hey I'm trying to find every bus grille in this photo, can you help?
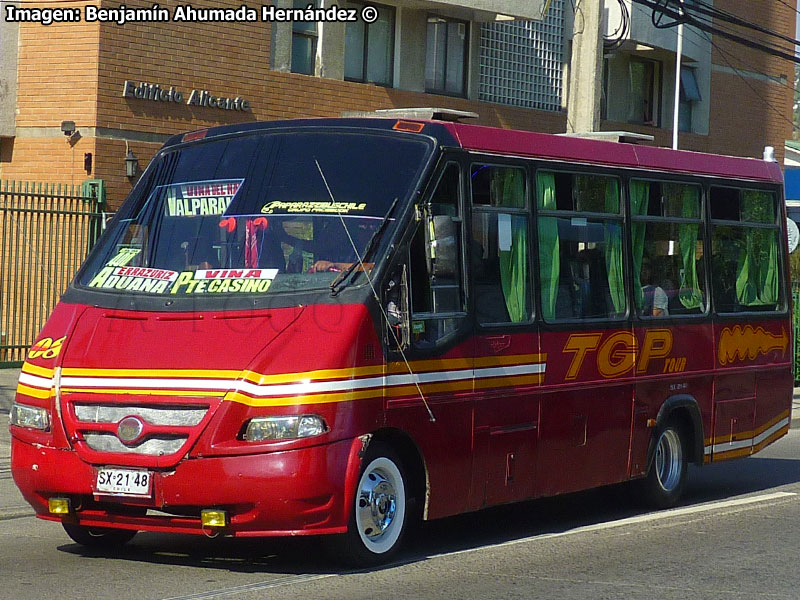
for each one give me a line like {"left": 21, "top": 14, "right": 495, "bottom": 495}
{"left": 72, "top": 403, "right": 210, "bottom": 457}
{"left": 74, "top": 405, "right": 206, "bottom": 427}
{"left": 83, "top": 433, "right": 187, "bottom": 455}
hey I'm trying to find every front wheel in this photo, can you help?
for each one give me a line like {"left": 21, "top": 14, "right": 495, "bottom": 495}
{"left": 327, "top": 443, "right": 409, "bottom": 566}
{"left": 639, "top": 420, "right": 688, "bottom": 509}
{"left": 62, "top": 523, "right": 137, "bottom": 548}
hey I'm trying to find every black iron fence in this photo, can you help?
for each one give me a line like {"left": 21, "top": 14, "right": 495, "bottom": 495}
{"left": 1, "top": 180, "right": 105, "bottom": 366}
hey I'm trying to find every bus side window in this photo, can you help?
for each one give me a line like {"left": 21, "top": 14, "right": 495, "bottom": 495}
{"left": 537, "top": 171, "right": 626, "bottom": 321}
{"left": 631, "top": 180, "right": 706, "bottom": 317}
{"left": 408, "top": 163, "right": 467, "bottom": 348}
{"left": 710, "top": 187, "right": 782, "bottom": 313}
{"left": 470, "top": 164, "right": 531, "bottom": 325}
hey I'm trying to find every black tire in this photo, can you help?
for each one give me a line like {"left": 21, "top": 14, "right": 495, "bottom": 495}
{"left": 639, "top": 419, "right": 688, "bottom": 509}
{"left": 326, "top": 442, "right": 410, "bottom": 566}
{"left": 62, "top": 523, "right": 137, "bottom": 548}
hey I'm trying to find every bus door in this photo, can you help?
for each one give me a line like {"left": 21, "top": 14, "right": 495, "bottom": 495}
{"left": 467, "top": 163, "right": 540, "bottom": 508}
{"left": 382, "top": 161, "right": 476, "bottom": 520}
{"left": 533, "top": 171, "right": 634, "bottom": 496}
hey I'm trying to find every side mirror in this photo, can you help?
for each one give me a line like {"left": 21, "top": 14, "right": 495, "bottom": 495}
{"left": 384, "top": 264, "right": 410, "bottom": 352}
{"left": 426, "top": 215, "right": 458, "bottom": 279}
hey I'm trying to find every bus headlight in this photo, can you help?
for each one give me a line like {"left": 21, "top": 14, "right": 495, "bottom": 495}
{"left": 9, "top": 402, "right": 50, "bottom": 431}
{"left": 244, "top": 415, "right": 328, "bottom": 442}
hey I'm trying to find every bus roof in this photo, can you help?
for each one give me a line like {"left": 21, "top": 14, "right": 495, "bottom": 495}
{"left": 165, "top": 118, "right": 784, "bottom": 185}
{"left": 442, "top": 122, "right": 784, "bottom": 184}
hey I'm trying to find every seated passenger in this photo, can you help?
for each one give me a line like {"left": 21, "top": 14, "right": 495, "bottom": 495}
{"left": 641, "top": 260, "right": 669, "bottom": 317}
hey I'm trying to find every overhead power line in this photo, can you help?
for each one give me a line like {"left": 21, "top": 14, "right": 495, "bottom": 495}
{"left": 632, "top": 0, "right": 800, "bottom": 64}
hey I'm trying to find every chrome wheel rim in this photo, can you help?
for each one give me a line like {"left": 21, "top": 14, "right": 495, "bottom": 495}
{"left": 355, "top": 457, "right": 405, "bottom": 554}
{"left": 655, "top": 428, "right": 683, "bottom": 492}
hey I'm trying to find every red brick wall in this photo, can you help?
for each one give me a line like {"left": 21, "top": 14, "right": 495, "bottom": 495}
{"left": 14, "top": 1, "right": 100, "bottom": 129}
{"left": 708, "top": 0, "right": 796, "bottom": 163}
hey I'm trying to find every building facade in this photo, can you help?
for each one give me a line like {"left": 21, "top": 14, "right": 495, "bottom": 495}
{"left": 0, "top": 0, "right": 795, "bottom": 210}
{"left": 600, "top": 0, "right": 795, "bottom": 163}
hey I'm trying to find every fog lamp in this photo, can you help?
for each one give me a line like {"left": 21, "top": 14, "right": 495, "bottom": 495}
{"left": 48, "top": 497, "right": 72, "bottom": 515}
{"left": 201, "top": 509, "right": 228, "bottom": 528}
{"left": 244, "top": 415, "right": 328, "bottom": 442}
{"left": 10, "top": 402, "right": 50, "bottom": 431}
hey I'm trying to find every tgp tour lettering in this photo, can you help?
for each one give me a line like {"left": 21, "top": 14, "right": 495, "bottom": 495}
{"left": 562, "top": 329, "right": 681, "bottom": 379}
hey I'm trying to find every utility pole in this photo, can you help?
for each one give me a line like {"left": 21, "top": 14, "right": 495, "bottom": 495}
{"left": 567, "top": 0, "right": 604, "bottom": 133}
{"left": 671, "top": 0, "right": 684, "bottom": 149}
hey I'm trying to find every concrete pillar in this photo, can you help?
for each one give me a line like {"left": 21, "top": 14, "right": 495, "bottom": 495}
{"left": 566, "top": 0, "right": 603, "bottom": 133}
{"left": 270, "top": 0, "right": 292, "bottom": 72}
{"left": 0, "top": 2, "right": 19, "bottom": 137}
{"left": 318, "top": 0, "right": 345, "bottom": 80}
{"left": 395, "top": 7, "right": 427, "bottom": 92}
{"left": 466, "top": 20, "right": 480, "bottom": 100}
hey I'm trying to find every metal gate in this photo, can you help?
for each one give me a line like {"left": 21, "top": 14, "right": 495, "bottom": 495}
{"left": 0, "top": 180, "right": 104, "bottom": 366}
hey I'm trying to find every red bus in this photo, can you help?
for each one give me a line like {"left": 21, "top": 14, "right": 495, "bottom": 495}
{"left": 10, "top": 115, "right": 792, "bottom": 565}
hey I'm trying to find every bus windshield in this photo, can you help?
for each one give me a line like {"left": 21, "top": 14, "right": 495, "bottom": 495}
{"left": 78, "top": 130, "right": 433, "bottom": 296}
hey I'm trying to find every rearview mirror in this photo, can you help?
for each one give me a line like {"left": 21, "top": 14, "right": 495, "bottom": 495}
{"left": 426, "top": 215, "right": 458, "bottom": 278}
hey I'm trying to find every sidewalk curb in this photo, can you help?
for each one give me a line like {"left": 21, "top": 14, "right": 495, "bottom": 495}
{"left": 0, "top": 507, "right": 34, "bottom": 521}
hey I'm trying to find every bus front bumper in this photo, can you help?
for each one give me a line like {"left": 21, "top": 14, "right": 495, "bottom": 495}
{"left": 10, "top": 435, "right": 360, "bottom": 537}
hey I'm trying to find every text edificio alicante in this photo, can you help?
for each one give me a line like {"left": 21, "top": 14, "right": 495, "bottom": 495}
{"left": 123, "top": 81, "right": 251, "bottom": 112}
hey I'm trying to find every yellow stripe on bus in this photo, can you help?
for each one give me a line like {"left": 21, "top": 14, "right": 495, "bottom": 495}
{"left": 61, "top": 367, "right": 241, "bottom": 379}
{"left": 241, "top": 364, "right": 387, "bottom": 385}
{"left": 474, "top": 373, "right": 545, "bottom": 391}
{"left": 752, "top": 425, "right": 790, "bottom": 454}
{"left": 224, "top": 388, "right": 383, "bottom": 407}
{"left": 386, "top": 353, "right": 546, "bottom": 375}
{"left": 57, "top": 354, "right": 546, "bottom": 387}
{"left": 21, "top": 362, "right": 54, "bottom": 378}
{"left": 60, "top": 387, "right": 227, "bottom": 397}
{"left": 709, "top": 409, "right": 790, "bottom": 445}
{"left": 224, "top": 372, "right": 546, "bottom": 407}
{"left": 225, "top": 380, "right": 476, "bottom": 407}
{"left": 753, "top": 410, "right": 791, "bottom": 435}
{"left": 711, "top": 446, "right": 754, "bottom": 461}
{"left": 15, "top": 384, "right": 52, "bottom": 399}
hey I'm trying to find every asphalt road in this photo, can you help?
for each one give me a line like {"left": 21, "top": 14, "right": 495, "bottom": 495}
{"left": 1, "top": 424, "right": 800, "bottom": 600}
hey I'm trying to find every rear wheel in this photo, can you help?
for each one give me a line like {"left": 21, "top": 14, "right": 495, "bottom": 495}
{"left": 62, "top": 523, "right": 137, "bottom": 548}
{"left": 328, "top": 443, "right": 409, "bottom": 566}
{"left": 640, "top": 419, "right": 688, "bottom": 509}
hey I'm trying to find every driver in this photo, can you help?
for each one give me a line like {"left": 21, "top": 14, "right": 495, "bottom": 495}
{"left": 307, "top": 221, "right": 376, "bottom": 273}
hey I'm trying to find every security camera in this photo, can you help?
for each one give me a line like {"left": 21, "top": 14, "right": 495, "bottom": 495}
{"left": 61, "top": 121, "right": 76, "bottom": 136}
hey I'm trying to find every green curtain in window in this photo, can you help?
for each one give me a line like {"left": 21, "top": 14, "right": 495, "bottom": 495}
{"left": 604, "top": 179, "right": 625, "bottom": 314}
{"left": 537, "top": 172, "right": 559, "bottom": 320}
{"left": 629, "top": 181, "right": 650, "bottom": 311}
{"left": 761, "top": 230, "right": 779, "bottom": 304}
{"left": 736, "top": 191, "right": 778, "bottom": 306}
{"left": 678, "top": 186, "right": 703, "bottom": 309}
{"left": 497, "top": 169, "right": 528, "bottom": 322}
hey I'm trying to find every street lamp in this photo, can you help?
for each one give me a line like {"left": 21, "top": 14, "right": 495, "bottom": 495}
{"left": 125, "top": 145, "right": 139, "bottom": 178}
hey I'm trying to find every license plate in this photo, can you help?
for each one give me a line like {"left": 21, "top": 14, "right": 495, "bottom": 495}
{"left": 95, "top": 468, "right": 152, "bottom": 497}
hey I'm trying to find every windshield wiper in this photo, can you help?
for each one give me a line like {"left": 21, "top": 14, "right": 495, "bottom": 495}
{"left": 330, "top": 197, "right": 399, "bottom": 296}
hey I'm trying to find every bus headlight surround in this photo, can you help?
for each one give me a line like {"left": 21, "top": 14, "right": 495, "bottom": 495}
{"left": 244, "top": 415, "right": 328, "bottom": 442}
{"left": 9, "top": 402, "right": 50, "bottom": 431}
